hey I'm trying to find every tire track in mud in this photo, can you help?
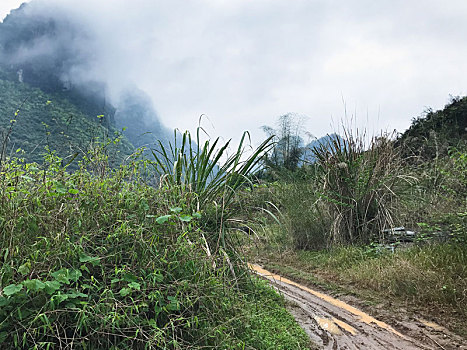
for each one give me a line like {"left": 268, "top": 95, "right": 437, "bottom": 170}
{"left": 250, "top": 264, "right": 466, "bottom": 350}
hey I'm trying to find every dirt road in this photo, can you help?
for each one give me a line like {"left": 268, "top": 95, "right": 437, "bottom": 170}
{"left": 250, "top": 264, "right": 466, "bottom": 350}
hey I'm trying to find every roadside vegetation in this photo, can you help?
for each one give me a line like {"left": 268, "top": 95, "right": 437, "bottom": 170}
{"left": 0, "top": 132, "right": 310, "bottom": 349}
{"left": 1, "top": 79, "right": 466, "bottom": 347}
{"left": 247, "top": 99, "right": 466, "bottom": 336}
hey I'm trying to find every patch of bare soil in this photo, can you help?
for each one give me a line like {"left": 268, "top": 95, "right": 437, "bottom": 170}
{"left": 250, "top": 264, "right": 466, "bottom": 350}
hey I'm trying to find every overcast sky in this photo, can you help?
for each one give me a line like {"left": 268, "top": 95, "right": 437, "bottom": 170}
{"left": 1, "top": 0, "right": 466, "bottom": 145}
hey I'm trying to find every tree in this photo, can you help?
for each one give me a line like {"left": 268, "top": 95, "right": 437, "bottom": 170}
{"left": 262, "top": 113, "right": 306, "bottom": 172}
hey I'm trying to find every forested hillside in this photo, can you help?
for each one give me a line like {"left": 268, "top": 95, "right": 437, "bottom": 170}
{"left": 397, "top": 96, "right": 467, "bottom": 159}
{"left": 0, "top": 74, "right": 134, "bottom": 164}
{"left": 0, "top": 2, "right": 170, "bottom": 162}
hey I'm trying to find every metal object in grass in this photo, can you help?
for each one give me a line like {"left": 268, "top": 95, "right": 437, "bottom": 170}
{"left": 383, "top": 227, "right": 416, "bottom": 242}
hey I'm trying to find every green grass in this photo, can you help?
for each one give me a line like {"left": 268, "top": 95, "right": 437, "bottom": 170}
{"left": 0, "top": 146, "right": 310, "bottom": 349}
{"left": 259, "top": 243, "right": 467, "bottom": 336}
{"left": 229, "top": 279, "right": 311, "bottom": 350}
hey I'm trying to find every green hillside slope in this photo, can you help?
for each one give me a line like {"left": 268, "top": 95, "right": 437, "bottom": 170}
{"left": 0, "top": 77, "right": 134, "bottom": 165}
{"left": 397, "top": 96, "right": 467, "bottom": 159}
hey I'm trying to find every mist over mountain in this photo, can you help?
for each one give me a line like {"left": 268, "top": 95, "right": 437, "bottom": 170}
{"left": 0, "top": 0, "right": 170, "bottom": 151}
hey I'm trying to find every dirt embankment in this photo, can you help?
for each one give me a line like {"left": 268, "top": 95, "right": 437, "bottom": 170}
{"left": 250, "top": 264, "right": 466, "bottom": 350}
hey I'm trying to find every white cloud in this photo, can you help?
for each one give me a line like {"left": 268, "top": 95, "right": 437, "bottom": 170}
{"left": 2, "top": 0, "right": 467, "bottom": 145}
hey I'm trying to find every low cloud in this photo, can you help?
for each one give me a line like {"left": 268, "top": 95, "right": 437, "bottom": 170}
{"left": 2, "top": 0, "right": 467, "bottom": 143}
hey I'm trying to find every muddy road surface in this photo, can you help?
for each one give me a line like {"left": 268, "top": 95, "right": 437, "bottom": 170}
{"left": 250, "top": 264, "right": 466, "bottom": 350}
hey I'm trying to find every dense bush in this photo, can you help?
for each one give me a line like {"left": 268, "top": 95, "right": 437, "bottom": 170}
{"left": 259, "top": 130, "right": 406, "bottom": 249}
{"left": 397, "top": 146, "right": 467, "bottom": 244}
{"left": 0, "top": 143, "right": 308, "bottom": 349}
{"left": 311, "top": 131, "right": 406, "bottom": 244}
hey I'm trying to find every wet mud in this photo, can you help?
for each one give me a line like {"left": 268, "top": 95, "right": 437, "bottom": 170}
{"left": 250, "top": 264, "right": 466, "bottom": 350}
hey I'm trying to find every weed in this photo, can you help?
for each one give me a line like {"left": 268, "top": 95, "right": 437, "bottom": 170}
{"left": 0, "top": 137, "right": 307, "bottom": 349}
{"left": 312, "top": 130, "right": 405, "bottom": 244}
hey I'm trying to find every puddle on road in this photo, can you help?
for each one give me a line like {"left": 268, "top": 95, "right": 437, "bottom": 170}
{"left": 250, "top": 264, "right": 409, "bottom": 341}
{"left": 314, "top": 317, "right": 342, "bottom": 335}
{"left": 417, "top": 318, "right": 449, "bottom": 333}
{"left": 333, "top": 317, "right": 357, "bottom": 335}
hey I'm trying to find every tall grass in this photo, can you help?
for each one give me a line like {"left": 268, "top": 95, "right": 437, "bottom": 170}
{"left": 397, "top": 146, "right": 467, "bottom": 244}
{"left": 261, "top": 129, "right": 408, "bottom": 249}
{"left": 312, "top": 129, "right": 406, "bottom": 244}
{"left": 274, "top": 178, "right": 329, "bottom": 250}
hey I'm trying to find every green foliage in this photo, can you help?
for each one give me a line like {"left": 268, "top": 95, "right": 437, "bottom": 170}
{"left": 254, "top": 98, "right": 467, "bottom": 250}
{"left": 152, "top": 128, "right": 273, "bottom": 208}
{"left": 0, "top": 140, "right": 306, "bottom": 349}
{"left": 396, "top": 146, "right": 467, "bottom": 244}
{"left": 0, "top": 77, "right": 134, "bottom": 166}
{"left": 262, "top": 113, "right": 307, "bottom": 175}
{"left": 271, "top": 179, "right": 329, "bottom": 250}
{"left": 397, "top": 96, "right": 467, "bottom": 160}
{"left": 247, "top": 130, "right": 407, "bottom": 249}
{"left": 151, "top": 128, "right": 274, "bottom": 265}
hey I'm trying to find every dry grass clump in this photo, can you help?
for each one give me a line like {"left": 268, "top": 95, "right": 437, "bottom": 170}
{"left": 312, "top": 129, "right": 407, "bottom": 244}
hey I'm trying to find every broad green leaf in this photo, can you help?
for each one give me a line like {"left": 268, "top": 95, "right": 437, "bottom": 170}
{"left": 179, "top": 215, "right": 192, "bottom": 222}
{"left": 192, "top": 212, "right": 202, "bottom": 219}
{"left": 17, "top": 263, "right": 31, "bottom": 275}
{"left": 23, "top": 279, "right": 46, "bottom": 292}
{"left": 79, "top": 253, "right": 100, "bottom": 266}
{"left": 68, "top": 188, "right": 79, "bottom": 194}
{"left": 68, "top": 269, "right": 82, "bottom": 282}
{"left": 170, "top": 207, "right": 182, "bottom": 213}
{"left": 52, "top": 293, "right": 69, "bottom": 304}
{"left": 44, "top": 280, "right": 61, "bottom": 295}
{"left": 119, "top": 288, "right": 131, "bottom": 297}
{"left": 128, "top": 282, "right": 141, "bottom": 290}
{"left": 51, "top": 269, "right": 70, "bottom": 284}
{"left": 156, "top": 215, "right": 172, "bottom": 224}
{"left": 3, "top": 284, "right": 23, "bottom": 296}
{"left": 54, "top": 182, "right": 68, "bottom": 194}
{"left": 167, "top": 296, "right": 180, "bottom": 311}
{"left": 123, "top": 273, "right": 138, "bottom": 283}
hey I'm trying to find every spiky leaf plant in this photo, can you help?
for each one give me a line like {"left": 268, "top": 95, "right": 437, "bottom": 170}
{"left": 151, "top": 128, "right": 273, "bottom": 211}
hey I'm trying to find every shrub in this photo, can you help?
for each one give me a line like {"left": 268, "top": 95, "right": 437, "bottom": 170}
{"left": 312, "top": 130, "right": 405, "bottom": 244}
{"left": 0, "top": 139, "right": 307, "bottom": 349}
